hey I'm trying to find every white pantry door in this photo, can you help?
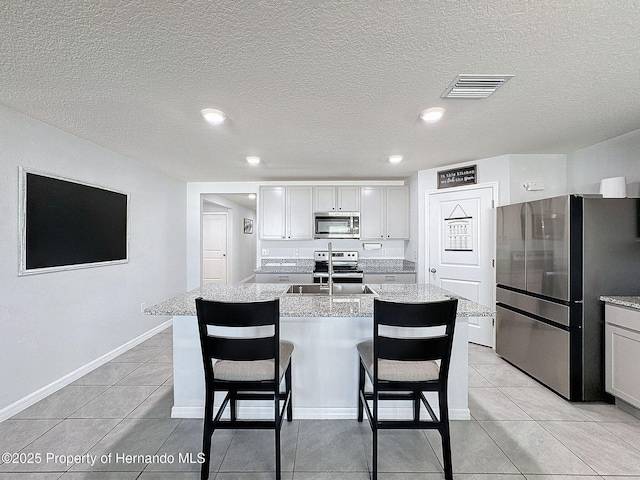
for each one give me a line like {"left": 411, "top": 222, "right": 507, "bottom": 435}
{"left": 428, "top": 185, "right": 495, "bottom": 347}
{"left": 202, "top": 213, "right": 228, "bottom": 285}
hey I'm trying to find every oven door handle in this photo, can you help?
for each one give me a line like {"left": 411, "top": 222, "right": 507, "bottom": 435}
{"left": 314, "top": 272, "right": 363, "bottom": 278}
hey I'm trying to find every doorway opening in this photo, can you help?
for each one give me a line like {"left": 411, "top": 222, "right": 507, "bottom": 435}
{"left": 201, "top": 193, "right": 257, "bottom": 286}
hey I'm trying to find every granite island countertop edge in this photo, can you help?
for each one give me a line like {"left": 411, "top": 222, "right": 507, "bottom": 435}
{"left": 600, "top": 296, "right": 640, "bottom": 310}
{"left": 146, "top": 283, "right": 494, "bottom": 318}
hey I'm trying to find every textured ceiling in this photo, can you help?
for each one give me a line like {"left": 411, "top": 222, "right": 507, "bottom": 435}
{"left": 2, "top": 1, "right": 640, "bottom": 182}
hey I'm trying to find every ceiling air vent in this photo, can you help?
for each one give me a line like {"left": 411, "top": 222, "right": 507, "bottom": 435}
{"left": 441, "top": 74, "right": 513, "bottom": 99}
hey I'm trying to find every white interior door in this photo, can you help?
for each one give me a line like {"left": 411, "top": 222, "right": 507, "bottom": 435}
{"left": 202, "top": 213, "right": 228, "bottom": 285}
{"left": 428, "top": 185, "right": 495, "bottom": 347}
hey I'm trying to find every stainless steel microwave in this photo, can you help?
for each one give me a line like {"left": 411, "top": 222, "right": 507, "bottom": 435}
{"left": 314, "top": 212, "right": 360, "bottom": 239}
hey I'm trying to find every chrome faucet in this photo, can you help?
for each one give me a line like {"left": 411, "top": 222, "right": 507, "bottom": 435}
{"left": 327, "top": 241, "right": 334, "bottom": 296}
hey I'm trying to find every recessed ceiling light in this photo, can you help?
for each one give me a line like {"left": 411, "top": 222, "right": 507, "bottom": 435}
{"left": 420, "top": 107, "right": 446, "bottom": 123}
{"left": 388, "top": 155, "right": 403, "bottom": 165}
{"left": 248, "top": 194, "right": 256, "bottom": 200}
{"left": 201, "top": 108, "right": 226, "bottom": 125}
{"left": 246, "top": 156, "right": 261, "bottom": 166}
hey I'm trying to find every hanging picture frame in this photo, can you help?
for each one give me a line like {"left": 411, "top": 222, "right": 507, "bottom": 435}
{"left": 243, "top": 218, "right": 253, "bottom": 234}
{"left": 444, "top": 204, "right": 473, "bottom": 252}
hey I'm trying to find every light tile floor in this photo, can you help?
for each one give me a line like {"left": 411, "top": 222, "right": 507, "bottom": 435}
{"left": 2, "top": 327, "right": 640, "bottom": 479}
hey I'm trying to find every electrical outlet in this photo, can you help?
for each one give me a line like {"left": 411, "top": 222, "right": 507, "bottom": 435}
{"left": 261, "top": 248, "right": 269, "bottom": 256}
{"left": 382, "top": 249, "right": 387, "bottom": 255}
{"left": 140, "top": 302, "right": 146, "bottom": 314}
{"left": 294, "top": 248, "right": 299, "bottom": 256}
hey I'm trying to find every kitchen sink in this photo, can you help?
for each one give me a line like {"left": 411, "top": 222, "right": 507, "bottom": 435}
{"left": 284, "top": 284, "right": 377, "bottom": 296}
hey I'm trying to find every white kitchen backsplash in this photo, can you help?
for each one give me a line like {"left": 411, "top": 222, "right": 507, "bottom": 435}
{"left": 258, "top": 239, "right": 406, "bottom": 259}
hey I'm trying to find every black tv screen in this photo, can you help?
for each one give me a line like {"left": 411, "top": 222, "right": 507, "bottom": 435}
{"left": 20, "top": 169, "right": 128, "bottom": 273}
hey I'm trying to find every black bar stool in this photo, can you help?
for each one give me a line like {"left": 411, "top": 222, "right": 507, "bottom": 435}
{"left": 195, "top": 297, "right": 293, "bottom": 480}
{"left": 357, "top": 297, "right": 458, "bottom": 480}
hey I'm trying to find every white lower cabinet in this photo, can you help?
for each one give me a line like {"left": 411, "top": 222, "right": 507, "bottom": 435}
{"left": 605, "top": 304, "right": 640, "bottom": 410}
{"left": 364, "top": 273, "right": 416, "bottom": 284}
{"left": 255, "top": 273, "right": 312, "bottom": 284}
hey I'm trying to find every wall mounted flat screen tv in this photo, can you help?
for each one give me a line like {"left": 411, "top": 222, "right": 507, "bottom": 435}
{"left": 19, "top": 168, "right": 129, "bottom": 275}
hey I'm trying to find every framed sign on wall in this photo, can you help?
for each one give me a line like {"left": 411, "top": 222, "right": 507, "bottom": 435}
{"left": 437, "top": 165, "right": 477, "bottom": 189}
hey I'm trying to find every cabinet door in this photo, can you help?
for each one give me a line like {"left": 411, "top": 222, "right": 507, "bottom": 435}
{"left": 337, "top": 186, "right": 360, "bottom": 211}
{"left": 364, "top": 273, "right": 416, "bottom": 284}
{"left": 314, "top": 186, "right": 336, "bottom": 212}
{"left": 385, "top": 186, "right": 409, "bottom": 239}
{"left": 605, "top": 305, "right": 640, "bottom": 409}
{"left": 256, "top": 273, "right": 313, "bottom": 283}
{"left": 260, "top": 187, "right": 286, "bottom": 239}
{"left": 287, "top": 186, "right": 313, "bottom": 239}
{"left": 361, "top": 186, "right": 385, "bottom": 239}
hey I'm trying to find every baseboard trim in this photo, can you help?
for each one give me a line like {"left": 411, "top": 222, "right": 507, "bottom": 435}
{"left": 238, "top": 274, "right": 255, "bottom": 283}
{"left": 0, "top": 319, "right": 173, "bottom": 422}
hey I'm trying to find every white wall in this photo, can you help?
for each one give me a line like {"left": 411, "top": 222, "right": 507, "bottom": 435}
{"left": 0, "top": 106, "right": 187, "bottom": 416}
{"left": 567, "top": 129, "right": 640, "bottom": 197}
{"left": 415, "top": 155, "right": 511, "bottom": 282}
{"left": 509, "top": 154, "right": 567, "bottom": 203}
{"left": 258, "top": 238, "right": 407, "bottom": 259}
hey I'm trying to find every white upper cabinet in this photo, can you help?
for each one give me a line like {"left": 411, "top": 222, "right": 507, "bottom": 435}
{"left": 287, "top": 186, "right": 314, "bottom": 239}
{"left": 360, "top": 186, "right": 385, "bottom": 239}
{"left": 385, "top": 186, "right": 410, "bottom": 239}
{"left": 314, "top": 186, "right": 336, "bottom": 212}
{"left": 260, "top": 186, "right": 313, "bottom": 240}
{"left": 261, "top": 184, "right": 407, "bottom": 241}
{"left": 337, "top": 186, "right": 360, "bottom": 211}
{"left": 361, "top": 186, "right": 409, "bottom": 240}
{"left": 260, "top": 186, "right": 286, "bottom": 239}
{"left": 313, "top": 186, "right": 360, "bottom": 212}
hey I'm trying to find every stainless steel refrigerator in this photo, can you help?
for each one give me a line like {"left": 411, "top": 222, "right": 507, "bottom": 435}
{"left": 496, "top": 195, "right": 640, "bottom": 401}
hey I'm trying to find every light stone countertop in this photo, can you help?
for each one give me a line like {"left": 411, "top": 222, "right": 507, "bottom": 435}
{"left": 145, "top": 283, "right": 494, "bottom": 318}
{"left": 253, "top": 266, "right": 315, "bottom": 274}
{"left": 600, "top": 296, "right": 640, "bottom": 310}
{"left": 359, "top": 259, "right": 417, "bottom": 274}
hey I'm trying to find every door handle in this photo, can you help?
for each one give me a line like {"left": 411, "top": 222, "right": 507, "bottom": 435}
{"left": 430, "top": 268, "right": 436, "bottom": 273}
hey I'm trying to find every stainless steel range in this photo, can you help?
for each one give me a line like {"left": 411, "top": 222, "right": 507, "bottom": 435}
{"left": 313, "top": 250, "right": 363, "bottom": 284}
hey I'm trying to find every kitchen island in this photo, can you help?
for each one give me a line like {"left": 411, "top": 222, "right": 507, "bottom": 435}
{"left": 146, "top": 283, "right": 493, "bottom": 421}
